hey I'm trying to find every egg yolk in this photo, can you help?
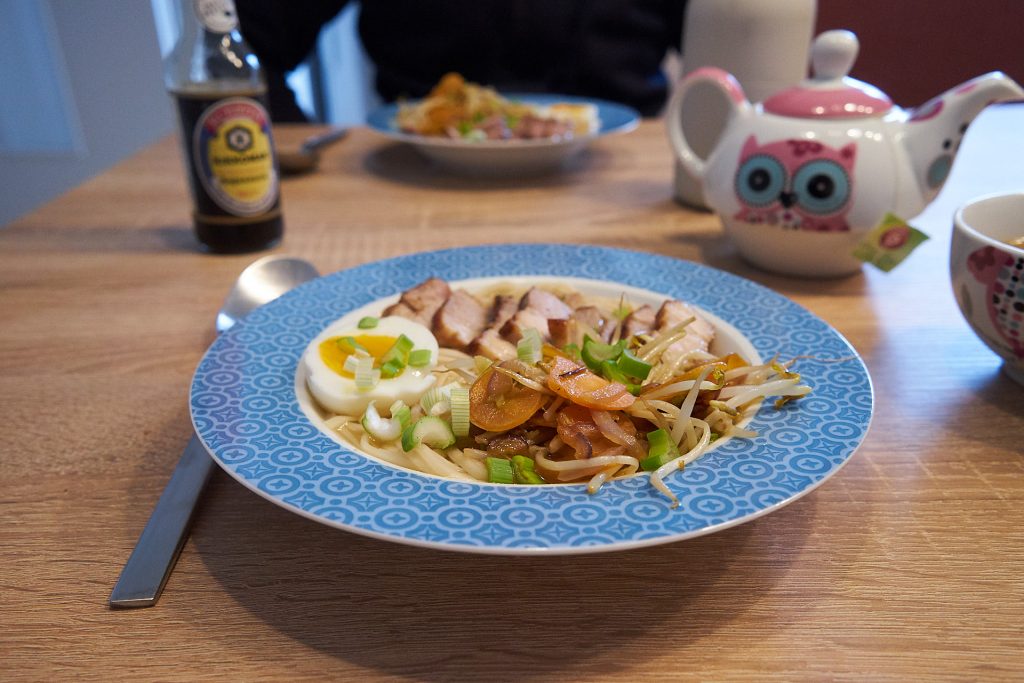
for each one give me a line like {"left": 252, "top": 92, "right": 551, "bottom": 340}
{"left": 319, "top": 335, "right": 399, "bottom": 378}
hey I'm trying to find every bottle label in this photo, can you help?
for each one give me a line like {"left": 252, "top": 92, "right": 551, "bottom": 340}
{"left": 192, "top": 97, "right": 278, "bottom": 217}
{"left": 192, "top": 0, "right": 238, "bottom": 33}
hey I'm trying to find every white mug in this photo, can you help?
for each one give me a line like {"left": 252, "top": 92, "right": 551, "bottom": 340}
{"left": 951, "top": 192, "right": 1024, "bottom": 385}
{"left": 674, "top": 0, "right": 817, "bottom": 209}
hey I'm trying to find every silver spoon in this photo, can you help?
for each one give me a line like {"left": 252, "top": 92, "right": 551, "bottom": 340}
{"left": 277, "top": 127, "right": 349, "bottom": 175}
{"left": 110, "top": 255, "right": 319, "bottom": 608}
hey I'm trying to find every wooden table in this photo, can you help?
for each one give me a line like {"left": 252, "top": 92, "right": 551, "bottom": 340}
{"left": 3, "top": 110, "right": 1023, "bottom": 682}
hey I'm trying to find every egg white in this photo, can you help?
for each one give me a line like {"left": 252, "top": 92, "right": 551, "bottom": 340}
{"left": 303, "top": 316, "right": 439, "bottom": 416}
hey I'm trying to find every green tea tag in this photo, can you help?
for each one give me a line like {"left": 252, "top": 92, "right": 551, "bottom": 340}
{"left": 851, "top": 213, "right": 929, "bottom": 272}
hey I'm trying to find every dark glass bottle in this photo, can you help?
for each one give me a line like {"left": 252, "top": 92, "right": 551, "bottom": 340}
{"left": 164, "top": 0, "right": 283, "bottom": 253}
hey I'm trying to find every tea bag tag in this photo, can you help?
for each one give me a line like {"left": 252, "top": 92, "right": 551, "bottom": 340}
{"left": 851, "top": 213, "right": 930, "bottom": 272}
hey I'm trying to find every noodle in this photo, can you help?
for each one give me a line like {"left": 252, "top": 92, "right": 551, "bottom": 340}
{"left": 309, "top": 279, "right": 812, "bottom": 506}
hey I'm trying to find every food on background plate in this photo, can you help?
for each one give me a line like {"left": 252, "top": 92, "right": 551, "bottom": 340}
{"left": 303, "top": 278, "right": 811, "bottom": 506}
{"left": 395, "top": 72, "right": 599, "bottom": 141}
{"left": 1007, "top": 235, "right": 1024, "bottom": 248}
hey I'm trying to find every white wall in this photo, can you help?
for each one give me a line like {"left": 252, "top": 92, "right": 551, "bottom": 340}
{"left": 0, "top": 0, "right": 173, "bottom": 227}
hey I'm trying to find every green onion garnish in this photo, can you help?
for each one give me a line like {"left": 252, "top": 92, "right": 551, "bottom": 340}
{"left": 599, "top": 360, "right": 641, "bottom": 395}
{"left": 336, "top": 336, "right": 367, "bottom": 355}
{"left": 511, "top": 455, "right": 543, "bottom": 484}
{"left": 448, "top": 386, "right": 470, "bottom": 437}
{"left": 420, "top": 385, "right": 452, "bottom": 415}
{"left": 357, "top": 316, "right": 379, "bottom": 329}
{"left": 379, "top": 358, "right": 404, "bottom": 379}
{"left": 517, "top": 328, "right": 543, "bottom": 365}
{"left": 581, "top": 337, "right": 626, "bottom": 373}
{"left": 615, "top": 348, "right": 652, "bottom": 380}
{"left": 408, "top": 349, "right": 432, "bottom": 367}
{"left": 378, "top": 334, "right": 414, "bottom": 378}
{"left": 640, "top": 428, "right": 680, "bottom": 471}
{"left": 342, "top": 355, "right": 361, "bottom": 374}
{"left": 486, "top": 457, "right": 515, "bottom": 484}
{"left": 401, "top": 416, "right": 456, "bottom": 452}
{"left": 360, "top": 402, "right": 403, "bottom": 442}
{"left": 353, "top": 356, "right": 379, "bottom": 391}
{"left": 389, "top": 400, "right": 412, "bottom": 429}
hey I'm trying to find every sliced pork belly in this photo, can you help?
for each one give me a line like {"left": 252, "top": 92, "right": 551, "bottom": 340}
{"left": 519, "top": 287, "right": 573, "bottom": 319}
{"left": 488, "top": 294, "right": 518, "bottom": 331}
{"left": 655, "top": 300, "right": 717, "bottom": 370}
{"left": 433, "top": 289, "right": 487, "bottom": 350}
{"left": 501, "top": 308, "right": 552, "bottom": 343}
{"left": 621, "top": 304, "right": 656, "bottom": 338}
{"left": 468, "top": 328, "right": 517, "bottom": 361}
{"left": 383, "top": 277, "right": 451, "bottom": 327}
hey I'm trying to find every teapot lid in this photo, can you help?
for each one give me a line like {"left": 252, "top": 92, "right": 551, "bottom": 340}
{"left": 762, "top": 30, "right": 893, "bottom": 119}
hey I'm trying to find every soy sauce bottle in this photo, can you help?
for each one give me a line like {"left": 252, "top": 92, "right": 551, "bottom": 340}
{"left": 164, "top": 0, "right": 283, "bottom": 253}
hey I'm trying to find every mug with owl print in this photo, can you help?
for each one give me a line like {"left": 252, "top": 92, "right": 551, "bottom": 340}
{"left": 667, "top": 30, "right": 1024, "bottom": 278}
{"left": 951, "top": 192, "right": 1024, "bottom": 385}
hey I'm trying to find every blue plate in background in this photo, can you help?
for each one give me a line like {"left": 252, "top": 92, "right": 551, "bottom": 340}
{"left": 365, "top": 95, "right": 640, "bottom": 174}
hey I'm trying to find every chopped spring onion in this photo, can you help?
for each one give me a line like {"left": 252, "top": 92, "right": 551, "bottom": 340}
{"left": 379, "top": 334, "right": 414, "bottom": 378}
{"left": 486, "top": 457, "right": 515, "bottom": 484}
{"left": 336, "top": 336, "right": 368, "bottom": 355}
{"left": 389, "top": 400, "right": 412, "bottom": 429}
{"left": 357, "top": 316, "right": 379, "bottom": 329}
{"left": 353, "top": 356, "right": 379, "bottom": 390}
{"left": 408, "top": 348, "right": 432, "bottom": 367}
{"left": 360, "top": 402, "right": 405, "bottom": 442}
{"left": 600, "top": 360, "right": 641, "bottom": 395}
{"left": 379, "top": 359, "right": 404, "bottom": 379}
{"left": 448, "top": 386, "right": 470, "bottom": 436}
{"left": 517, "top": 328, "right": 543, "bottom": 365}
{"left": 420, "top": 385, "right": 452, "bottom": 415}
{"left": 511, "top": 454, "right": 543, "bottom": 484}
{"left": 640, "top": 428, "right": 680, "bottom": 471}
{"left": 581, "top": 337, "right": 626, "bottom": 373}
{"left": 342, "top": 355, "right": 361, "bottom": 374}
{"left": 401, "top": 416, "right": 456, "bottom": 452}
{"left": 615, "top": 348, "right": 652, "bottom": 380}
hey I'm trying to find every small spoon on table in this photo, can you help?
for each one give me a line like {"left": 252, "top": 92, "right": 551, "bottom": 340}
{"left": 109, "top": 255, "right": 320, "bottom": 608}
{"left": 277, "top": 127, "right": 349, "bottom": 175}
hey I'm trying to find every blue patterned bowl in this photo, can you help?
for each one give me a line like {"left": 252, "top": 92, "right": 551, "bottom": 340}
{"left": 191, "top": 244, "right": 873, "bottom": 554}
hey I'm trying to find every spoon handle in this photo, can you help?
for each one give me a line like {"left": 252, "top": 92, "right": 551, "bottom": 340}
{"left": 108, "top": 434, "right": 214, "bottom": 608}
{"left": 300, "top": 126, "right": 349, "bottom": 154}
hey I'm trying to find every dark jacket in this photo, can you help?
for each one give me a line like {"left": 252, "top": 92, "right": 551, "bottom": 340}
{"left": 236, "top": 0, "right": 687, "bottom": 121}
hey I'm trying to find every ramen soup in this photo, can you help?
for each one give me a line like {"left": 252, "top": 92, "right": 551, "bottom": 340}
{"left": 302, "top": 277, "right": 812, "bottom": 507}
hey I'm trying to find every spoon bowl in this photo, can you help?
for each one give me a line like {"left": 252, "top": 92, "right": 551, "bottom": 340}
{"left": 216, "top": 255, "right": 321, "bottom": 332}
{"left": 277, "top": 127, "right": 349, "bottom": 176}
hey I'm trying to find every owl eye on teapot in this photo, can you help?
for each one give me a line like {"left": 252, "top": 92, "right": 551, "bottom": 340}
{"left": 667, "top": 29, "right": 1024, "bottom": 278}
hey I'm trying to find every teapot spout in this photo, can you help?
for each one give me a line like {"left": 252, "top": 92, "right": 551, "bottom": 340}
{"left": 905, "top": 73, "right": 1024, "bottom": 205}
{"left": 904, "top": 72, "right": 1024, "bottom": 206}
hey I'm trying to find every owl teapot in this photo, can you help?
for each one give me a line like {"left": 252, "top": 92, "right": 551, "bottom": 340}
{"left": 667, "top": 30, "right": 1024, "bottom": 277}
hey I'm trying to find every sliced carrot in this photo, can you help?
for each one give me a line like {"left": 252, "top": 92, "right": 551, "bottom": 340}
{"left": 546, "top": 356, "right": 634, "bottom": 410}
{"left": 469, "top": 361, "right": 545, "bottom": 432}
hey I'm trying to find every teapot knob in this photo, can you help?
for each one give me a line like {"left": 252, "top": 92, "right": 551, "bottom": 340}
{"left": 811, "top": 29, "right": 859, "bottom": 82}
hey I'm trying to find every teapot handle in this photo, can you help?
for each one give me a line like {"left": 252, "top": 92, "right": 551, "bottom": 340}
{"left": 665, "top": 67, "right": 750, "bottom": 182}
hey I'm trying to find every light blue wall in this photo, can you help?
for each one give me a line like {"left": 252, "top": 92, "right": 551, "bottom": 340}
{"left": 0, "top": 0, "right": 174, "bottom": 227}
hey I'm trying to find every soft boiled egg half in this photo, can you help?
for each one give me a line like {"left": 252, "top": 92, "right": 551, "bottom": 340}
{"left": 303, "top": 315, "right": 439, "bottom": 415}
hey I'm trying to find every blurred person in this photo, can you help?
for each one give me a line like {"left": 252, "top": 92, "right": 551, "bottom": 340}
{"left": 236, "top": 0, "right": 688, "bottom": 122}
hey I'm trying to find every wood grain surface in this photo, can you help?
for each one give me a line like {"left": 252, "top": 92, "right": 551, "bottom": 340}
{"left": 2, "top": 110, "right": 1022, "bottom": 682}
